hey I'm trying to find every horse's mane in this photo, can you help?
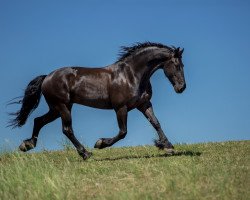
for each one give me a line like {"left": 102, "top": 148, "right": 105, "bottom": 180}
{"left": 118, "top": 42, "right": 174, "bottom": 62}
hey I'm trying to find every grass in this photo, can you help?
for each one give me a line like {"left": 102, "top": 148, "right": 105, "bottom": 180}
{"left": 0, "top": 140, "right": 249, "bottom": 200}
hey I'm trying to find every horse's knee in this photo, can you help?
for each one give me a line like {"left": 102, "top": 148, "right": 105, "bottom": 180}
{"left": 147, "top": 115, "right": 161, "bottom": 130}
{"left": 62, "top": 126, "right": 72, "bottom": 136}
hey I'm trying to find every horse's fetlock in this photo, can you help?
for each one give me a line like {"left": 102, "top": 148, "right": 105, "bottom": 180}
{"left": 77, "top": 147, "right": 85, "bottom": 155}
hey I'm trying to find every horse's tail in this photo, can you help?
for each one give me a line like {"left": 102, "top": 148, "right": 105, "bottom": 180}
{"left": 8, "top": 75, "right": 47, "bottom": 128}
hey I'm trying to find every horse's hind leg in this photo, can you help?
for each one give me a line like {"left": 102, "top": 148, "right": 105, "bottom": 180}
{"left": 19, "top": 109, "right": 59, "bottom": 152}
{"left": 94, "top": 106, "right": 128, "bottom": 149}
{"left": 58, "top": 103, "right": 92, "bottom": 160}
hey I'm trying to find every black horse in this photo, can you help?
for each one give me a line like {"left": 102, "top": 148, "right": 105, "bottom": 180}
{"left": 9, "top": 42, "right": 186, "bottom": 160}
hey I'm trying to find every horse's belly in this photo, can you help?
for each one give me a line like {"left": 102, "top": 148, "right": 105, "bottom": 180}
{"left": 73, "top": 98, "right": 112, "bottom": 109}
{"left": 72, "top": 87, "right": 112, "bottom": 109}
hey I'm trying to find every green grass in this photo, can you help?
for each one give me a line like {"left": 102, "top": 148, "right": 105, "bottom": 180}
{"left": 0, "top": 141, "right": 249, "bottom": 200}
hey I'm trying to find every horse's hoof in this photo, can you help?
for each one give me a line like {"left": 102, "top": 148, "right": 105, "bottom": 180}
{"left": 94, "top": 139, "right": 103, "bottom": 149}
{"left": 82, "top": 151, "right": 93, "bottom": 160}
{"left": 19, "top": 142, "right": 27, "bottom": 152}
{"left": 164, "top": 148, "right": 175, "bottom": 155}
{"left": 154, "top": 139, "right": 174, "bottom": 150}
{"left": 19, "top": 141, "right": 35, "bottom": 152}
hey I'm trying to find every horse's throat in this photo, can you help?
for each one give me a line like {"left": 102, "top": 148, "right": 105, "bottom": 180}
{"left": 138, "top": 67, "right": 157, "bottom": 91}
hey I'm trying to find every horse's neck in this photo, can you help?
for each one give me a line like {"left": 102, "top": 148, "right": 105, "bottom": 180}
{"left": 131, "top": 53, "right": 167, "bottom": 90}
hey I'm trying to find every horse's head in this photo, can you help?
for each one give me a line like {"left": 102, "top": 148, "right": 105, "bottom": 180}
{"left": 163, "top": 47, "right": 186, "bottom": 93}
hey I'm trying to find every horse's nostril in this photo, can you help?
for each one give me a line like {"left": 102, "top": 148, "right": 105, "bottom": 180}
{"left": 176, "top": 83, "right": 186, "bottom": 93}
{"left": 180, "top": 84, "right": 186, "bottom": 92}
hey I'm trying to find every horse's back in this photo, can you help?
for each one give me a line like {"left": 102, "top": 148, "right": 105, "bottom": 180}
{"left": 42, "top": 67, "right": 113, "bottom": 109}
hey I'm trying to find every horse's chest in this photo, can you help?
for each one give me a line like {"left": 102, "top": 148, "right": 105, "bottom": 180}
{"left": 124, "top": 91, "right": 150, "bottom": 110}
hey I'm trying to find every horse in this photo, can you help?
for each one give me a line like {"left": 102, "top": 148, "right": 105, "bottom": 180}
{"left": 9, "top": 42, "right": 186, "bottom": 160}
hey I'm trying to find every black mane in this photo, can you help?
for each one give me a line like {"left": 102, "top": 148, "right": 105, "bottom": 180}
{"left": 118, "top": 42, "right": 174, "bottom": 61}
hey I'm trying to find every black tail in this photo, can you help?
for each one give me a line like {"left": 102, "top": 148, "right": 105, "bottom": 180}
{"left": 8, "top": 75, "right": 47, "bottom": 128}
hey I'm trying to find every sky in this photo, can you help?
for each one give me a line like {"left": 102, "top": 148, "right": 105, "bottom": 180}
{"left": 0, "top": 0, "right": 249, "bottom": 152}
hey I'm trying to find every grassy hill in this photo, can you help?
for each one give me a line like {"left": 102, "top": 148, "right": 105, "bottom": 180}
{"left": 0, "top": 140, "right": 249, "bottom": 200}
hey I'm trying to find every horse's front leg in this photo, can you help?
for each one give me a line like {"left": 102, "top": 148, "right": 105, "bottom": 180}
{"left": 94, "top": 106, "right": 127, "bottom": 149}
{"left": 137, "top": 102, "right": 175, "bottom": 154}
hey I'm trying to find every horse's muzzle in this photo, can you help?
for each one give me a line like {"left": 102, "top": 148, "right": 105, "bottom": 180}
{"left": 174, "top": 83, "right": 186, "bottom": 93}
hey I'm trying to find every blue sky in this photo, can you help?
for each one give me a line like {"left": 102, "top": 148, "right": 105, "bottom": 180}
{"left": 0, "top": 0, "right": 249, "bottom": 151}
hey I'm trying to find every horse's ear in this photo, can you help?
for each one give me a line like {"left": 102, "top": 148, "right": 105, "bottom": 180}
{"left": 174, "top": 47, "right": 184, "bottom": 57}
{"left": 174, "top": 47, "right": 180, "bottom": 57}
{"left": 180, "top": 48, "right": 184, "bottom": 55}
